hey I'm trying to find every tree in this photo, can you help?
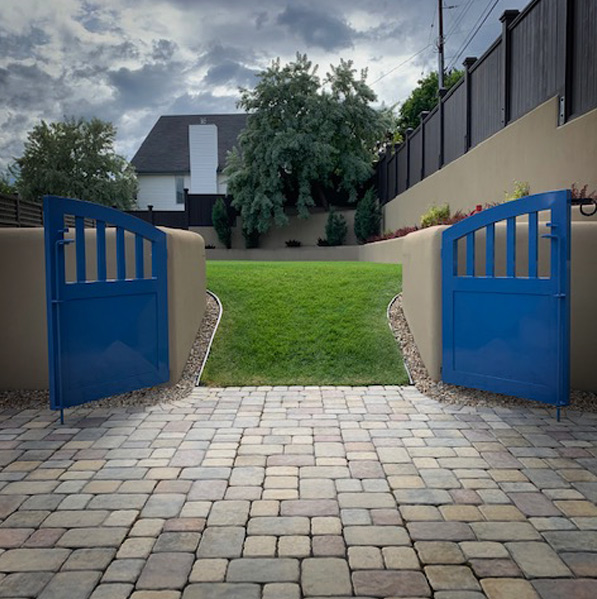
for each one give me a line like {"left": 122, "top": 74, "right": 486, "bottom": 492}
{"left": 354, "top": 189, "right": 382, "bottom": 243}
{"left": 225, "top": 54, "right": 391, "bottom": 236}
{"left": 395, "top": 70, "right": 463, "bottom": 137}
{"left": 0, "top": 169, "right": 17, "bottom": 196}
{"left": 212, "top": 197, "right": 232, "bottom": 248}
{"left": 15, "top": 117, "right": 137, "bottom": 208}
{"left": 325, "top": 208, "right": 348, "bottom": 246}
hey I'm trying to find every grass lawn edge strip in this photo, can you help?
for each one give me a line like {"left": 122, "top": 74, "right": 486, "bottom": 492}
{"left": 195, "top": 289, "right": 223, "bottom": 386}
{"left": 387, "top": 293, "right": 413, "bottom": 385}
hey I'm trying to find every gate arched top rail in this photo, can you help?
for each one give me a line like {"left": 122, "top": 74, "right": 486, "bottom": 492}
{"left": 442, "top": 189, "right": 570, "bottom": 244}
{"left": 44, "top": 195, "right": 167, "bottom": 243}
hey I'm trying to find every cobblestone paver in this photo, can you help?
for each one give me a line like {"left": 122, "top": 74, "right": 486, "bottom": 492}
{"left": 0, "top": 386, "right": 596, "bottom": 598}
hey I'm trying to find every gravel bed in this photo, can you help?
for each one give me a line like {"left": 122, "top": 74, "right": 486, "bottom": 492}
{"left": 0, "top": 292, "right": 221, "bottom": 412}
{"left": 388, "top": 293, "right": 597, "bottom": 413}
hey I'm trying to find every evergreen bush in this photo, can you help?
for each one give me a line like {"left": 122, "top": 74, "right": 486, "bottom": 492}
{"left": 325, "top": 208, "right": 348, "bottom": 246}
{"left": 354, "top": 189, "right": 382, "bottom": 243}
{"left": 212, "top": 197, "right": 231, "bottom": 249}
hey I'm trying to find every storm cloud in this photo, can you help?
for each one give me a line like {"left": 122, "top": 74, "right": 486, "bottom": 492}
{"left": 0, "top": 0, "right": 530, "bottom": 170}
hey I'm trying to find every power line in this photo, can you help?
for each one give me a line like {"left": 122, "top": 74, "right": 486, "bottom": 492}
{"left": 447, "top": 0, "right": 501, "bottom": 70}
{"left": 370, "top": 44, "right": 434, "bottom": 86}
{"left": 445, "top": 0, "right": 476, "bottom": 39}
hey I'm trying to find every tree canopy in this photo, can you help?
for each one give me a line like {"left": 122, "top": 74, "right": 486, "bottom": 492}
{"left": 395, "top": 70, "right": 463, "bottom": 137}
{"left": 15, "top": 117, "right": 137, "bottom": 209}
{"left": 225, "top": 54, "right": 391, "bottom": 235}
{"left": 0, "top": 170, "right": 16, "bottom": 196}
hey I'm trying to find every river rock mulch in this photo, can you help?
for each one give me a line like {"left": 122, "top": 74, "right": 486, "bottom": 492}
{"left": 0, "top": 292, "right": 221, "bottom": 411}
{"left": 388, "top": 293, "right": 597, "bottom": 414}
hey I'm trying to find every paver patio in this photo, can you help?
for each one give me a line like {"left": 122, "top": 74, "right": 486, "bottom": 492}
{"left": 0, "top": 385, "right": 596, "bottom": 598}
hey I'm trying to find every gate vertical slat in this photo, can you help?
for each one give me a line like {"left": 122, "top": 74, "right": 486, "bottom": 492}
{"left": 116, "top": 226, "right": 126, "bottom": 280}
{"left": 466, "top": 233, "right": 475, "bottom": 276}
{"left": 75, "top": 216, "right": 86, "bottom": 283}
{"left": 97, "top": 221, "right": 107, "bottom": 281}
{"left": 506, "top": 217, "right": 516, "bottom": 276}
{"left": 486, "top": 224, "right": 495, "bottom": 276}
{"left": 135, "top": 234, "right": 144, "bottom": 279}
{"left": 529, "top": 212, "right": 538, "bottom": 278}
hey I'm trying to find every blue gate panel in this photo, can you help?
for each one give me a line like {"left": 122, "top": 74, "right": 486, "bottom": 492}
{"left": 44, "top": 196, "right": 169, "bottom": 414}
{"left": 452, "top": 292, "right": 557, "bottom": 391}
{"left": 442, "top": 190, "right": 571, "bottom": 409}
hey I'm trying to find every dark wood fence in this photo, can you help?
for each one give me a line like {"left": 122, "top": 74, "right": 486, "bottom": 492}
{"left": 127, "top": 193, "right": 235, "bottom": 229}
{"left": 0, "top": 193, "right": 43, "bottom": 227}
{"left": 376, "top": 0, "right": 597, "bottom": 203}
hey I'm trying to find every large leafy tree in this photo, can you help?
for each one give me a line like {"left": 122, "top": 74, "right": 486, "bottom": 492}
{"left": 15, "top": 117, "right": 137, "bottom": 209}
{"left": 0, "top": 169, "right": 17, "bottom": 196}
{"left": 395, "top": 70, "right": 463, "bottom": 137}
{"left": 225, "top": 54, "right": 391, "bottom": 235}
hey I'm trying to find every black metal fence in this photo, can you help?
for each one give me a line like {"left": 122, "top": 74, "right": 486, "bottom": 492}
{"left": 376, "top": 0, "right": 597, "bottom": 204}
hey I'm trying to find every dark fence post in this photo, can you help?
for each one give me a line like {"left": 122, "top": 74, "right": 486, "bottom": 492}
{"left": 405, "top": 128, "right": 413, "bottom": 190}
{"left": 15, "top": 197, "right": 21, "bottom": 227}
{"left": 463, "top": 56, "right": 477, "bottom": 153}
{"left": 393, "top": 142, "right": 400, "bottom": 198}
{"left": 385, "top": 147, "right": 391, "bottom": 203}
{"left": 183, "top": 188, "right": 190, "bottom": 229}
{"left": 419, "top": 111, "right": 429, "bottom": 180}
{"left": 148, "top": 204, "right": 154, "bottom": 226}
{"left": 438, "top": 88, "right": 446, "bottom": 169}
{"left": 500, "top": 9, "right": 520, "bottom": 128}
{"left": 558, "top": 0, "right": 574, "bottom": 125}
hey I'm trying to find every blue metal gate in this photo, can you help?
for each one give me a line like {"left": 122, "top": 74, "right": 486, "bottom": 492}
{"left": 442, "top": 190, "right": 571, "bottom": 416}
{"left": 44, "top": 196, "right": 169, "bottom": 420}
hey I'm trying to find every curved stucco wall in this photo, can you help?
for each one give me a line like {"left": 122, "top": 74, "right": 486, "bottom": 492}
{"left": 0, "top": 226, "right": 205, "bottom": 390}
{"left": 402, "top": 221, "right": 597, "bottom": 392}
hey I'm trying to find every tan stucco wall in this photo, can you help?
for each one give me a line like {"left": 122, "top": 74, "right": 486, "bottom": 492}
{"left": 358, "top": 237, "right": 405, "bottom": 264}
{"left": 401, "top": 222, "right": 597, "bottom": 392}
{"left": 384, "top": 98, "right": 597, "bottom": 230}
{"left": 0, "top": 226, "right": 205, "bottom": 390}
{"left": 192, "top": 208, "right": 357, "bottom": 249}
{"left": 401, "top": 226, "right": 448, "bottom": 382}
{"left": 207, "top": 245, "right": 360, "bottom": 261}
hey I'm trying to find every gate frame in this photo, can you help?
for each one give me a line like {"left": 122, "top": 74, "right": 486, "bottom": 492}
{"left": 44, "top": 196, "right": 169, "bottom": 422}
{"left": 441, "top": 190, "right": 571, "bottom": 419}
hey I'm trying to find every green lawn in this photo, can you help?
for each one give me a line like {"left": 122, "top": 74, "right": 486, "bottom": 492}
{"left": 202, "top": 261, "right": 407, "bottom": 386}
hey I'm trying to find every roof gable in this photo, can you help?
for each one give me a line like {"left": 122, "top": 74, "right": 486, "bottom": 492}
{"left": 131, "top": 113, "right": 247, "bottom": 174}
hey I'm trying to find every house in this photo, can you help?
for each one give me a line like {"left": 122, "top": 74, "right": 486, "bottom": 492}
{"left": 131, "top": 113, "right": 247, "bottom": 211}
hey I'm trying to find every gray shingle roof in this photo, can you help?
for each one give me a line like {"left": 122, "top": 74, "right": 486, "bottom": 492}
{"left": 131, "top": 113, "right": 247, "bottom": 174}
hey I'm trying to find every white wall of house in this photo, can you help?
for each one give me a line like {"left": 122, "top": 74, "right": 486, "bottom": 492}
{"left": 137, "top": 173, "right": 228, "bottom": 210}
{"left": 137, "top": 175, "right": 181, "bottom": 210}
{"left": 189, "top": 124, "right": 218, "bottom": 194}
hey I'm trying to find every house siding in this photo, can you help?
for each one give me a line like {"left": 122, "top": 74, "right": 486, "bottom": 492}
{"left": 137, "top": 175, "right": 180, "bottom": 211}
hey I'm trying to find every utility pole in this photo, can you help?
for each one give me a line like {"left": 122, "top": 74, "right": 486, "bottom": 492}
{"left": 437, "top": 0, "right": 445, "bottom": 93}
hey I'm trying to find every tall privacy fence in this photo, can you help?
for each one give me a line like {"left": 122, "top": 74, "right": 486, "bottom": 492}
{"left": 376, "top": 0, "right": 597, "bottom": 204}
{"left": 1, "top": 191, "right": 231, "bottom": 230}
{"left": 128, "top": 191, "right": 234, "bottom": 229}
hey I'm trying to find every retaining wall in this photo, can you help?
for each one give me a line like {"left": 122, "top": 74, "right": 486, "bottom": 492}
{"left": 0, "top": 227, "right": 205, "bottom": 390}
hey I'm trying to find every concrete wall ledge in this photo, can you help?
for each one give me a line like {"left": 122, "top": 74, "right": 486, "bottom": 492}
{"left": 207, "top": 245, "right": 360, "bottom": 261}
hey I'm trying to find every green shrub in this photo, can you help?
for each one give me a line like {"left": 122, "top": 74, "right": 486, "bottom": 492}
{"left": 212, "top": 198, "right": 231, "bottom": 249}
{"left": 504, "top": 180, "right": 530, "bottom": 202}
{"left": 354, "top": 189, "right": 382, "bottom": 244}
{"left": 325, "top": 208, "right": 348, "bottom": 246}
{"left": 243, "top": 227, "right": 260, "bottom": 249}
{"left": 420, "top": 204, "right": 450, "bottom": 228}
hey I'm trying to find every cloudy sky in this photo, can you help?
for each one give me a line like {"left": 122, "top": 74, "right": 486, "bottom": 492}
{"left": 0, "top": 0, "right": 529, "bottom": 171}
